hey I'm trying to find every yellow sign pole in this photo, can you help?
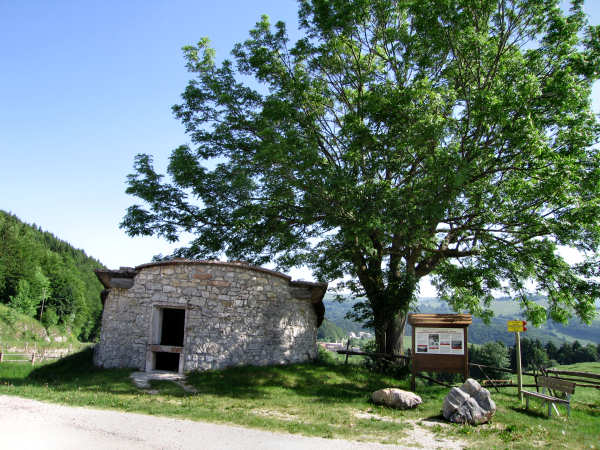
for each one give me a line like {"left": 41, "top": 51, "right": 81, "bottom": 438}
{"left": 515, "top": 331, "right": 523, "bottom": 402}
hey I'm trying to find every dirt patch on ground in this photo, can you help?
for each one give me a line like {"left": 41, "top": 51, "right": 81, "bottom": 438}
{"left": 354, "top": 411, "right": 466, "bottom": 449}
{"left": 252, "top": 409, "right": 298, "bottom": 421}
{"left": 130, "top": 371, "right": 198, "bottom": 394}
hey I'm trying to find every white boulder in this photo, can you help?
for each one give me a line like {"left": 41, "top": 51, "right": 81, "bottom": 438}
{"left": 372, "top": 388, "right": 422, "bottom": 409}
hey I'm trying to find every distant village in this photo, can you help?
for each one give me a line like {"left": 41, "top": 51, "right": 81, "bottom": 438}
{"left": 319, "top": 331, "right": 373, "bottom": 352}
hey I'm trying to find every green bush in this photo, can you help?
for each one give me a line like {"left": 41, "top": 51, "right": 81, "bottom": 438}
{"left": 470, "top": 342, "right": 510, "bottom": 379}
{"left": 316, "top": 346, "right": 340, "bottom": 365}
{"left": 41, "top": 307, "right": 59, "bottom": 327}
{"left": 361, "top": 340, "right": 410, "bottom": 379}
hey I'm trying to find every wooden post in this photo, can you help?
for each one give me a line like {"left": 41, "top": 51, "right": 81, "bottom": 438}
{"left": 411, "top": 324, "right": 416, "bottom": 391}
{"left": 515, "top": 331, "right": 523, "bottom": 402}
{"left": 344, "top": 339, "right": 350, "bottom": 365}
{"left": 31, "top": 352, "right": 36, "bottom": 366}
{"left": 0, "top": 351, "right": 3, "bottom": 363}
{"left": 464, "top": 326, "right": 469, "bottom": 382}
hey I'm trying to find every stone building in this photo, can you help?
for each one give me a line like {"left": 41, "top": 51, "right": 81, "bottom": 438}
{"left": 94, "top": 260, "right": 327, "bottom": 373}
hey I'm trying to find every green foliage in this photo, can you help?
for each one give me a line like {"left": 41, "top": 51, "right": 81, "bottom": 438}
{"left": 41, "top": 307, "right": 59, "bottom": 328}
{"left": 9, "top": 279, "right": 38, "bottom": 317}
{"left": 360, "top": 339, "right": 410, "bottom": 379}
{"left": 322, "top": 297, "right": 370, "bottom": 334}
{"left": 546, "top": 339, "right": 600, "bottom": 365}
{"left": 470, "top": 342, "right": 510, "bottom": 379}
{"left": 122, "top": 0, "right": 600, "bottom": 354}
{"left": 511, "top": 338, "right": 550, "bottom": 370}
{"left": 315, "top": 346, "right": 340, "bottom": 365}
{"left": 0, "top": 303, "right": 75, "bottom": 349}
{"left": 317, "top": 318, "right": 346, "bottom": 341}
{"left": 0, "top": 211, "right": 105, "bottom": 341}
{"left": 7, "top": 267, "right": 50, "bottom": 318}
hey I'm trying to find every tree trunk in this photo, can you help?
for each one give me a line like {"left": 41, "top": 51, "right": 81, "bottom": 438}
{"left": 371, "top": 289, "right": 414, "bottom": 356}
{"left": 373, "top": 312, "right": 408, "bottom": 357}
{"left": 359, "top": 257, "right": 416, "bottom": 356}
{"left": 374, "top": 316, "right": 388, "bottom": 354}
{"left": 386, "top": 313, "right": 408, "bottom": 356}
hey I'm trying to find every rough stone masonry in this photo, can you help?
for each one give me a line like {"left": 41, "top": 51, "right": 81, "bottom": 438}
{"left": 94, "top": 260, "right": 327, "bottom": 373}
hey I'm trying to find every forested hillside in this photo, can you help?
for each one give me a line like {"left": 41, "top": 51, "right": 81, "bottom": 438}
{"left": 0, "top": 211, "right": 105, "bottom": 341}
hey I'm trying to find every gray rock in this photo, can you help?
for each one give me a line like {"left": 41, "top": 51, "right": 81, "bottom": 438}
{"left": 372, "top": 388, "right": 422, "bottom": 409}
{"left": 442, "top": 378, "right": 496, "bottom": 425}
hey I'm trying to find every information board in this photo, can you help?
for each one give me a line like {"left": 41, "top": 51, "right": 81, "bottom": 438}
{"left": 414, "top": 327, "right": 464, "bottom": 355}
{"left": 408, "top": 314, "right": 472, "bottom": 391}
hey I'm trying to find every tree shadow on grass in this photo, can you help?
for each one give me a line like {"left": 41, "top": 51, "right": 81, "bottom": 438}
{"left": 184, "top": 361, "right": 411, "bottom": 404}
{"left": 508, "top": 405, "right": 551, "bottom": 419}
{"left": 2, "top": 348, "right": 415, "bottom": 403}
{"left": 0, "top": 347, "right": 138, "bottom": 396}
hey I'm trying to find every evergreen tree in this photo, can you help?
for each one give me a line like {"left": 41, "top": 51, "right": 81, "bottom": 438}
{"left": 0, "top": 210, "right": 105, "bottom": 341}
{"left": 545, "top": 341, "right": 558, "bottom": 361}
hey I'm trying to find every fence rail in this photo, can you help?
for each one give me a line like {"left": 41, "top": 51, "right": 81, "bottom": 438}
{"left": 335, "top": 349, "right": 600, "bottom": 389}
{"left": 0, "top": 351, "right": 62, "bottom": 365}
{"left": 545, "top": 368, "right": 600, "bottom": 382}
{"left": 542, "top": 367, "right": 600, "bottom": 389}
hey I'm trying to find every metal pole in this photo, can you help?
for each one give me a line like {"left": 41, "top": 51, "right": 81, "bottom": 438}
{"left": 516, "top": 331, "right": 523, "bottom": 402}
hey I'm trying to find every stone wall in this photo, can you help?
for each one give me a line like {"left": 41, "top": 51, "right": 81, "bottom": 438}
{"left": 94, "top": 261, "right": 326, "bottom": 372}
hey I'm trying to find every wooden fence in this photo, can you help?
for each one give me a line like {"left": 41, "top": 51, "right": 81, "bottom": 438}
{"left": 0, "top": 351, "right": 61, "bottom": 365}
{"left": 543, "top": 368, "right": 600, "bottom": 389}
{"left": 336, "top": 349, "right": 600, "bottom": 390}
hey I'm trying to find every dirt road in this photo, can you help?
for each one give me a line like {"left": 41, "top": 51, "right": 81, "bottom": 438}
{"left": 0, "top": 395, "right": 409, "bottom": 450}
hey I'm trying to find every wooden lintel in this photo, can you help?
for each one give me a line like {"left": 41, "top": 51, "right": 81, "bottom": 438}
{"left": 408, "top": 313, "right": 472, "bottom": 327}
{"left": 149, "top": 345, "right": 183, "bottom": 354}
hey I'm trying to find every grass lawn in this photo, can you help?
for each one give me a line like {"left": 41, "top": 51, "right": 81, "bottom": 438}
{"left": 0, "top": 349, "right": 598, "bottom": 448}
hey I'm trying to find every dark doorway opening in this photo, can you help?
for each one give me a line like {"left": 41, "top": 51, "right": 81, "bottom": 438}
{"left": 160, "top": 308, "right": 185, "bottom": 346}
{"left": 154, "top": 352, "right": 180, "bottom": 371}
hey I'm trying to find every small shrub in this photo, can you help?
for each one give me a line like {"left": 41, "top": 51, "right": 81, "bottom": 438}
{"left": 41, "top": 307, "right": 59, "bottom": 327}
{"left": 3, "top": 307, "right": 20, "bottom": 325}
{"left": 470, "top": 342, "right": 510, "bottom": 379}
{"left": 427, "top": 371, "right": 462, "bottom": 384}
{"left": 316, "top": 346, "right": 339, "bottom": 365}
{"left": 362, "top": 340, "right": 410, "bottom": 379}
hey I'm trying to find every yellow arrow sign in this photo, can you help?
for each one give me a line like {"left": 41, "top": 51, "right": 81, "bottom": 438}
{"left": 507, "top": 320, "right": 527, "bottom": 332}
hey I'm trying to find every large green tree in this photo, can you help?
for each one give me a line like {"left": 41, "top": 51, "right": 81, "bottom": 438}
{"left": 122, "top": 0, "right": 600, "bottom": 355}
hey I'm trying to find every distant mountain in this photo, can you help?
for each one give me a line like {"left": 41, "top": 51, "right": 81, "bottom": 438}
{"left": 0, "top": 210, "right": 105, "bottom": 341}
{"left": 323, "top": 297, "right": 368, "bottom": 334}
{"left": 323, "top": 294, "right": 600, "bottom": 346}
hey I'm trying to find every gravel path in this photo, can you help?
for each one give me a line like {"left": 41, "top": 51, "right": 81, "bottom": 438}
{"left": 0, "top": 395, "right": 436, "bottom": 450}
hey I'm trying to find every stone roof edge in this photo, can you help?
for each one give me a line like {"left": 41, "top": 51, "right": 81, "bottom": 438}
{"left": 95, "top": 268, "right": 137, "bottom": 289}
{"left": 289, "top": 279, "right": 328, "bottom": 300}
{"left": 136, "top": 259, "right": 293, "bottom": 280}
{"left": 97, "top": 260, "right": 328, "bottom": 294}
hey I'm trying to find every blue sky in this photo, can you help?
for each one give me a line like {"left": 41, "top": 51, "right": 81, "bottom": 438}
{"left": 0, "top": 0, "right": 301, "bottom": 269}
{"left": 1, "top": 1, "right": 599, "bottom": 295}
